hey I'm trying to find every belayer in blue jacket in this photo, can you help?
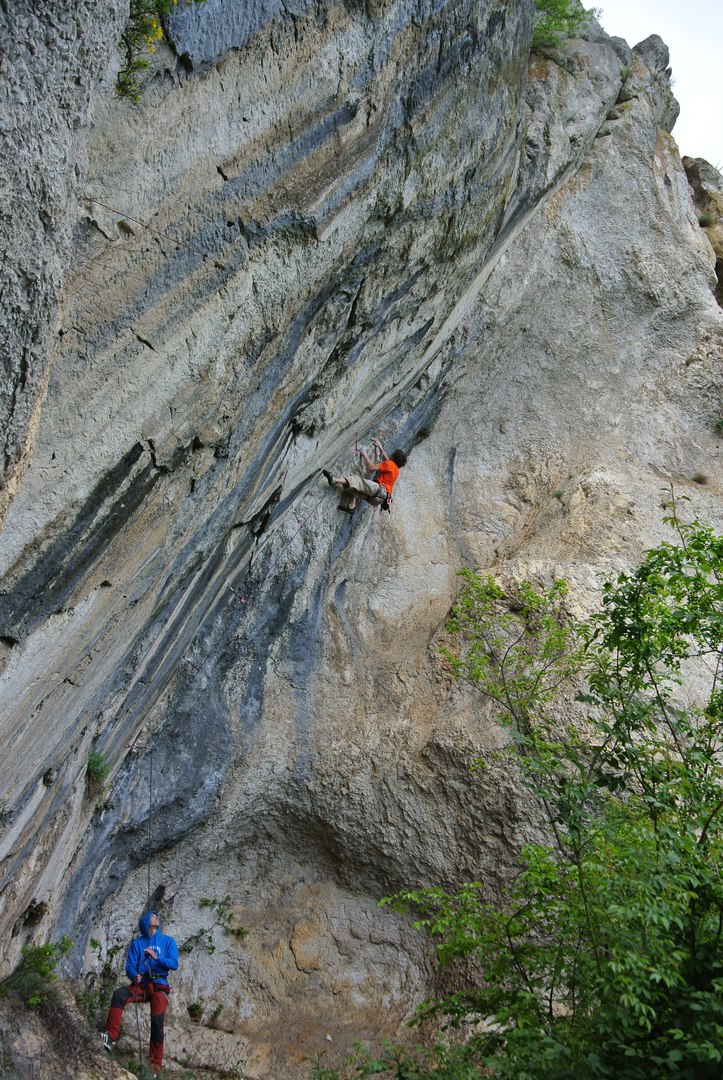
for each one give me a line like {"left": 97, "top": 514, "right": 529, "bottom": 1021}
{"left": 102, "top": 911, "right": 179, "bottom": 1073}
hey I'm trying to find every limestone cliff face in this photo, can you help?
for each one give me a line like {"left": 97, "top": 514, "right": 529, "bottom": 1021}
{"left": 0, "top": 0, "right": 128, "bottom": 524}
{"left": 1, "top": 1, "right": 722, "bottom": 1076}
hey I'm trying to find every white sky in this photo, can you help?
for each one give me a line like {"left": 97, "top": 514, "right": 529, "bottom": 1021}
{"left": 598, "top": 0, "right": 723, "bottom": 169}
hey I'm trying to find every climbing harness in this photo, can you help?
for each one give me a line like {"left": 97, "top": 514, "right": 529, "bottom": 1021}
{"left": 371, "top": 442, "right": 393, "bottom": 513}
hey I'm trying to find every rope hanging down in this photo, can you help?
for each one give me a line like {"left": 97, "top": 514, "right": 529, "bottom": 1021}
{"left": 146, "top": 749, "right": 153, "bottom": 914}
{"left": 134, "top": 746, "right": 154, "bottom": 1068}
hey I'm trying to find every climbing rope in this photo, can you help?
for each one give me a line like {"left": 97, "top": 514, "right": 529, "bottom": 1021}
{"left": 133, "top": 745, "right": 155, "bottom": 1073}
{"left": 146, "top": 748, "right": 153, "bottom": 914}
{"left": 135, "top": 989, "right": 144, "bottom": 1071}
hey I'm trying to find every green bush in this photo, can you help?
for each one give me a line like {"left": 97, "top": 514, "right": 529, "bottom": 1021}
{"left": 383, "top": 493, "right": 723, "bottom": 1077}
{"left": 1, "top": 938, "right": 73, "bottom": 1007}
{"left": 80, "top": 938, "right": 123, "bottom": 1026}
{"left": 117, "top": 0, "right": 207, "bottom": 103}
{"left": 533, "top": 0, "right": 598, "bottom": 48}
{"left": 307, "top": 1041, "right": 481, "bottom": 1078}
{"left": 86, "top": 750, "right": 110, "bottom": 790}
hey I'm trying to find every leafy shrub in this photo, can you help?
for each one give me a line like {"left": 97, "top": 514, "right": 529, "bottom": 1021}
{"left": 86, "top": 750, "right": 110, "bottom": 791}
{"left": 117, "top": 0, "right": 206, "bottom": 103}
{"left": 1, "top": 938, "right": 73, "bottom": 1007}
{"left": 307, "top": 1040, "right": 480, "bottom": 1078}
{"left": 533, "top": 0, "right": 598, "bottom": 48}
{"left": 80, "top": 938, "right": 123, "bottom": 1026}
{"left": 384, "top": 493, "right": 723, "bottom": 1076}
{"left": 117, "top": 0, "right": 173, "bottom": 102}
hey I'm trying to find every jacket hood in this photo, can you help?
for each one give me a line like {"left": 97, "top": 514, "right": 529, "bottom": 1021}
{"left": 138, "top": 911, "right": 161, "bottom": 937}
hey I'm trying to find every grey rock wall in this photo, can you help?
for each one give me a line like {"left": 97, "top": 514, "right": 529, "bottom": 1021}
{"left": 0, "top": 0, "right": 534, "bottom": 958}
{"left": 0, "top": 1, "right": 722, "bottom": 1075}
{"left": 684, "top": 156, "right": 723, "bottom": 304}
{"left": 0, "top": 0, "right": 127, "bottom": 524}
{"left": 165, "top": 0, "right": 320, "bottom": 70}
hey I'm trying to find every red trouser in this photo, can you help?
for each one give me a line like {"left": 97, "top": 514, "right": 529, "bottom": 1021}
{"left": 106, "top": 981, "right": 169, "bottom": 1069}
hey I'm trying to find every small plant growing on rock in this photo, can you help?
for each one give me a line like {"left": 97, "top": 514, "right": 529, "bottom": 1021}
{"left": 81, "top": 938, "right": 123, "bottom": 1026}
{"left": 117, "top": 0, "right": 207, "bottom": 103}
{"left": 187, "top": 1000, "right": 203, "bottom": 1021}
{"left": 207, "top": 1002, "right": 225, "bottom": 1028}
{"left": 698, "top": 211, "right": 714, "bottom": 227}
{"left": 117, "top": 0, "right": 172, "bottom": 103}
{"left": 86, "top": 750, "right": 110, "bottom": 793}
{"left": 179, "top": 895, "right": 248, "bottom": 955}
{"left": 533, "top": 0, "right": 598, "bottom": 48}
{"left": 1, "top": 937, "right": 72, "bottom": 1007}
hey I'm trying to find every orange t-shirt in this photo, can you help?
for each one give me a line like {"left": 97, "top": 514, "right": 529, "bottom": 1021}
{"left": 375, "top": 459, "right": 400, "bottom": 494}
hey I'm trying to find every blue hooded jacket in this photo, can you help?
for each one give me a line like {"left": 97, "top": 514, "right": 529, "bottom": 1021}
{"left": 125, "top": 912, "right": 179, "bottom": 986}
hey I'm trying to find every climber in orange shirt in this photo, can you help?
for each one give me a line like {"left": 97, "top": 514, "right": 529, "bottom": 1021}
{"left": 323, "top": 437, "right": 408, "bottom": 514}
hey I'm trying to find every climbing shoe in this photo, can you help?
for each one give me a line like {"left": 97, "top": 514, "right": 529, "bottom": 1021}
{"left": 322, "top": 469, "right": 334, "bottom": 486}
{"left": 338, "top": 505, "right": 355, "bottom": 514}
{"left": 101, "top": 1032, "right": 115, "bottom": 1053}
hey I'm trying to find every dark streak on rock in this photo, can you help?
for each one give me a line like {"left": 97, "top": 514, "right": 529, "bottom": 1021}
{"left": 134, "top": 331, "right": 156, "bottom": 351}
{"left": 0, "top": 442, "right": 156, "bottom": 639}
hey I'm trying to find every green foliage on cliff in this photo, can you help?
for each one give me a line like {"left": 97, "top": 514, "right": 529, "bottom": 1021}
{"left": 117, "top": 0, "right": 206, "bottom": 103}
{"left": 86, "top": 749, "right": 110, "bottom": 791}
{"left": 307, "top": 1041, "right": 480, "bottom": 1079}
{"left": 381, "top": 494, "right": 723, "bottom": 1077}
{"left": 81, "top": 938, "right": 124, "bottom": 1025}
{"left": 305, "top": 498, "right": 723, "bottom": 1073}
{"left": 179, "top": 895, "right": 248, "bottom": 955}
{"left": 117, "top": 0, "right": 176, "bottom": 102}
{"left": 533, "top": 0, "right": 598, "bottom": 47}
{"left": 1, "top": 938, "right": 73, "bottom": 1007}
